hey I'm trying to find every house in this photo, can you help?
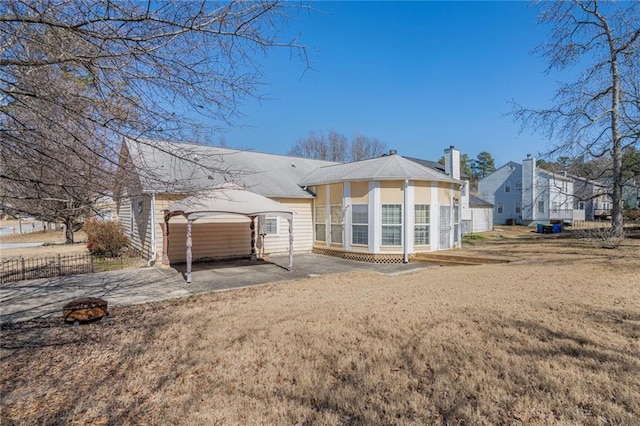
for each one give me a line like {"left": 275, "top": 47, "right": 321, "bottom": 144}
{"left": 571, "top": 175, "right": 612, "bottom": 220}
{"left": 478, "top": 155, "right": 583, "bottom": 225}
{"left": 115, "top": 138, "right": 468, "bottom": 271}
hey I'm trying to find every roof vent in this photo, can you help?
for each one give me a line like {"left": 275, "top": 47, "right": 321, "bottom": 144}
{"left": 291, "top": 162, "right": 296, "bottom": 168}
{"left": 389, "top": 149, "right": 397, "bottom": 155}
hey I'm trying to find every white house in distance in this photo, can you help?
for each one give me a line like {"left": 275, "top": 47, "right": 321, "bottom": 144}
{"left": 115, "top": 139, "right": 481, "bottom": 271}
{"left": 571, "top": 175, "right": 612, "bottom": 220}
{"left": 478, "top": 155, "right": 585, "bottom": 225}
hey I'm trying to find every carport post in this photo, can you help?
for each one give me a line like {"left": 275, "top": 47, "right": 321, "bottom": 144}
{"left": 288, "top": 218, "right": 293, "bottom": 271}
{"left": 186, "top": 218, "right": 193, "bottom": 283}
{"left": 162, "top": 213, "right": 171, "bottom": 266}
{"left": 250, "top": 215, "right": 257, "bottom": 261}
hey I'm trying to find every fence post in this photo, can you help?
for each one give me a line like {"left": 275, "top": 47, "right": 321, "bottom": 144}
{"left": 21, "top": 257, "right": 25, "bottom": 281}
{"left": 90, "top": 255, "right": 94, "bottom": 273}
{"left": 58, "top": 254, "right": 61, "bottom": 276}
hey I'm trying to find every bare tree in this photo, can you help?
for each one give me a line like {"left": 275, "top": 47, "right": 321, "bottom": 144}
{"left": 350, "top": 134, "right": 386, "bottom": 162}
{"left": 1, "top": 68, "right": 113, "bottom": 242}
{"left": 514, "top": 0, "right": 640, "bottom": 237}
{"left": 1, "top": 0, "right": 307, "bottom": 220}
{"left": 289, "top": 130, "right": 387, "bottom": 162}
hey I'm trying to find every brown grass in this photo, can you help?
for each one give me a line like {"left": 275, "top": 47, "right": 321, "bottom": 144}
{"left": 1, "top": 226, "right": 88, "bottom": 259}
{"left": 1, "top": 228, "right": 639, "bottom": 425}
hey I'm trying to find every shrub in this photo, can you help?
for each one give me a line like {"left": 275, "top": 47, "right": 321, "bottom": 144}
{"left": 576, "top": 226, "right": 625, "bottom": 249}
{"left": 83, "top": 219, "right": 129, "bottom": 257}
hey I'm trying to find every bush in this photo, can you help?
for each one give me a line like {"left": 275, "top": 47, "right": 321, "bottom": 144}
{"left": 576, "top": 226, "right": 625, "bottom": 249}
{"left": 83, "top": 220, "right": 129, "bottom": 257}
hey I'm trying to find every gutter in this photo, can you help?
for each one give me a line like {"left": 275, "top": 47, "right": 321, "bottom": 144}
{"left": 403, "top": 179, "right": 409, "bottom": 263}
{"left": 149, "top": 193, "right": 157, "bottom": 266}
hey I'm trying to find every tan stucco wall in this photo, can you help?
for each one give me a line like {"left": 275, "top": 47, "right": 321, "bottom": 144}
{"left": 380, "top": 180, "right": 403, "bottom": 204}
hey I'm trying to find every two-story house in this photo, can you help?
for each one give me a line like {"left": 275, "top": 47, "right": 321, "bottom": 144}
{"left": 478, "top": 155, "right": 581, "bottom": 225}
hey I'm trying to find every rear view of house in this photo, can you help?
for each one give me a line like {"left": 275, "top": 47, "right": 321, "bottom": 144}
{"left": 115, "top": 139, "right": 471, "bottom": 267}
{"left": 478, "top": 155, "right": 583, "bottom": 225}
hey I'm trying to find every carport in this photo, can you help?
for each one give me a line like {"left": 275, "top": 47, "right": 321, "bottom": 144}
{"left": 162, "top": 185, "right": 294, "bottom": 283}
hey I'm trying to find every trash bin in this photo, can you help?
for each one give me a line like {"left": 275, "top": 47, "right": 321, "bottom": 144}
{"left": 552, "top": 224, "right": 562, "bottom": 233}
{"left": 537, "top": 223, "right": 544, "bottom": 234}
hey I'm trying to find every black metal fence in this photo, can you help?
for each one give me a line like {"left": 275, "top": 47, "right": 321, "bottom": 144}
{"left": 0, "top": 254, "right": 140, "bottom": 284}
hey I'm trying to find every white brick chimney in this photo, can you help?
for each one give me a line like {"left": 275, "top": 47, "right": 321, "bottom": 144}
{"left": 444, "top": 146, "right": 460, "bottom": 181}
{"left": 522, "top": 154, "right": 536, "bottom": 221}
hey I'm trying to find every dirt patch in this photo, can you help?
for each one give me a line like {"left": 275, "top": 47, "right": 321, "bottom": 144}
{"left": 1, "top": 229, "right": 639, "bottom": 424}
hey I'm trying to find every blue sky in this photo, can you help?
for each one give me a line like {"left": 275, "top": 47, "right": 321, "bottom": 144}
{"left": 215, "top": 1, "right": 567, "bottom": 166}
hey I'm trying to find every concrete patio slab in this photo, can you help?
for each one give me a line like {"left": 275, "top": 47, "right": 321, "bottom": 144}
{"left": 1, "top": 254, "right": 434, "bottom": 324}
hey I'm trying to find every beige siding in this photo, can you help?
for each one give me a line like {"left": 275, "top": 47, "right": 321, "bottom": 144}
{"left": 260, "top": 199, "right": 313, "bottom": 255}
{"left": 380, "top": 181, "right": 403, "bottom": 203}
{"left": 350, "top": 181, "right": 369, "bottom": 203}
{"left": 413, "top": 182, "right": 432, "bottom": 204}
{"left": 161, "top": 196, "right": 313, "bottom": 264}
{"left": 314, "top": 185, "right": 326, "bottom": 204}
{"left": 330, "top": 183, "right": 343, "bottom": 204}
{"left": 167, "top": 220, "right": 252, "bottom": 263}
{"left": 438, "top": 183, "right": 456, "bottom": 204}
{"left": 117, "top": 195, "right": 153, "bottom": 258}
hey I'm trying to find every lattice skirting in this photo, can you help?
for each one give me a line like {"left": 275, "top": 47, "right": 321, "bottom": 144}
{"left": 312, "top": 248, "right": 405, "bottom": 264}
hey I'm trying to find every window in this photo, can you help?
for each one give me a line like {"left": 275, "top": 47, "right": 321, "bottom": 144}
{"left": 578, "top": 202, "right": 585, "bottom": 210}
{"left": 515, "top": 180, "right": 522, "bottom": 190}
{"left": 351, "top": 205, "right": 368, "bottom": 245}
{"left": 505, "top": 180, "right": 512, "bottom": 193}
{"left": 315, "top": 205, "right": 326, "bottom": 242}
{"left": 497, "top": 202, "right": 503, "bottom": 214}
{"left": 264, "top": 216, "right": 278, "bottom": 235}
{"left": 515, "top": 201, "right": 521, "bottom": 214}
{"left": 538, "top": 201, "right": 545, "bottom": 213}
{"left": 381, "top": 204, "right": 402, "bottom": 246}
{"left": 330, "top": 205, "right": 343, "bottom": 244}
{"left": 414, "top": 204, "right": 430, "bottom": 245}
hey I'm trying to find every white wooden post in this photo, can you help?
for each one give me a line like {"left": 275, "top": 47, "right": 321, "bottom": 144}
{"left": 250, "top": 216, "right": 257, "bottom": 261}
{"left": 287, "top": 218, "right": 293, "bottom": 271}
{"left": 186, "top": 218, "right": 193, "bottom": 283}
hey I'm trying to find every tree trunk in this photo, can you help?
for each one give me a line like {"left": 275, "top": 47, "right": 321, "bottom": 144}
{"left": 602, "top": 11, "right": 625, "bottom": 237}
{"left": 64, "top": 217, "right": 74, "bottom": 244}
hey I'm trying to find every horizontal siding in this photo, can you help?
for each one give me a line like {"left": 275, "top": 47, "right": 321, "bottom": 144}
{"left": 160, "top": 196, "right": 313, "bottom": 263}
{"left": 167, "top": 221, "right": 251, "bottom": 263}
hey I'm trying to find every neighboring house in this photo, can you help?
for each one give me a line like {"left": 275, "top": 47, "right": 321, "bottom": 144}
{"left": 478, "top": 155, "right": 582, "bottom": 225}
{"left": 467, "top": 194, "right": 493, "bottom": 234}
{"left": 571, "top": 175, "right": 612, "bottom": 220}
{"left": 115, "top": 139, "right": 467, "bottom": 266}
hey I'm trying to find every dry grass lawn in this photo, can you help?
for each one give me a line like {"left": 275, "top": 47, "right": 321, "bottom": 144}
{"left": 1, "top": 226, "right": 639, "bottom": 424}
{"left": 0, "top": 223, "right": 88, "bottom": 259}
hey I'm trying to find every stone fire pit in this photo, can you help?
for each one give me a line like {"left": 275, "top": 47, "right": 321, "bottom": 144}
{"left": 63, "top": 297, "right": 108, "bottom": 324}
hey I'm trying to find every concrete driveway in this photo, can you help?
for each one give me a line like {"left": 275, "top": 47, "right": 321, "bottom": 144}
{"left": 0, "top": 254, "right": 432, "bottom": 323}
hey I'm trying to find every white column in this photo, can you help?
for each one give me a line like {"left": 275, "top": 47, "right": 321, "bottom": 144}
{"left": 287, "top": 218, "right": 293, "bottom": 271}
{"left": 186, "top": 218, "right": 194, "bottom": 283}
{"left": 250, "top": 216, "right": 257, "bottom": 261}
{"left": 430, "top": 182, "right": 439, "bottom": 250}
{"left": 369, "top": 181, "right": 380, "bottom": 253}
{"left": 403, "top": 180, "right": 410, "bottom": 263}
{"left": 343, "top": 182, "right": 351, "bottom": 251}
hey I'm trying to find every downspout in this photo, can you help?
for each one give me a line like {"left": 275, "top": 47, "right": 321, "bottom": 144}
{"left": 403, "top": 179, "right": 409, "bottom": 263}
{"left": 149, "top": 194, "right": 157, "bottom": 266}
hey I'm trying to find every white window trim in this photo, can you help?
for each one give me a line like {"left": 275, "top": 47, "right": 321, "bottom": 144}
{"left": 414, "top": 204, "right": 430, "bottom": 246}
{"left": 263, "top": 216, "right": 279, "bottom": 236}
{"left": 351, "top": 204, "right": 368, "bottom": 246}
{"left": 381, "top": 204, "right": 402, "bottom": 246}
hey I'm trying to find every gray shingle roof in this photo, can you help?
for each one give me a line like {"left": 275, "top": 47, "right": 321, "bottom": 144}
{"left": 469, "top": 194, "right": 493, "bottom": 208}
{"left": 299, "top": 154, "right": 459, "bottom": 186}
{"left": 125, "top": 138, "right": 337, "bottom": 198}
